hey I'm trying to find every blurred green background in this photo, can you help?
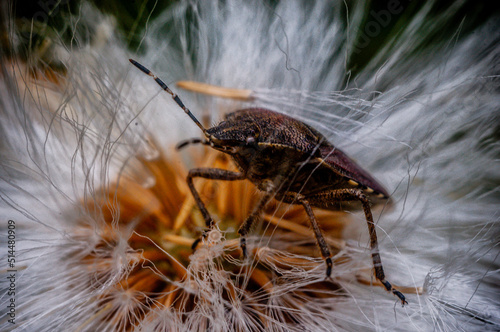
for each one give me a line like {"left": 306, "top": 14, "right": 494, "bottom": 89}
{"left": 3, "top": 0, "right": 499, "bottom": 76}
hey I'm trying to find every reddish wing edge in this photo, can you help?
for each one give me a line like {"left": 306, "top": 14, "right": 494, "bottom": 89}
{"left": 319, "top": 145, "right": 390, "bottom": 198}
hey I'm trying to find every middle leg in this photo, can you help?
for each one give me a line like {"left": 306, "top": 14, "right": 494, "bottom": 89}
{"left": 279, "top": 191, "right": 333, "bottom": 277}
{"left": 237, "top": 180, "right": 276, "bottom": 258}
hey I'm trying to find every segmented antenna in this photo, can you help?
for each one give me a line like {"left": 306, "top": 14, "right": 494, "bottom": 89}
{"left": 129, "top": 59, "right": 207, "bottom": 134}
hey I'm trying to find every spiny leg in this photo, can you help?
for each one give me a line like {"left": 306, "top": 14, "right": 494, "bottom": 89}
{"left": 238, "top": 181, "right": 275, "bottom": 258}
{"left": 187, "top": 168, "right": 245, "bottom": 249}
{"left": 279, "top": 192, "right": 333, "bottom": 277}
{"left": 306, "top": 188, "right": 407, "bottom": 305}
{"left": 299, "top": 199, "right": 333, "bottom": 277}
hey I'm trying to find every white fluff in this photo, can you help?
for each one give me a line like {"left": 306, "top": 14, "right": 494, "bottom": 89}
{"left": 1, "top": 1, "right": 498, "bottom": 331}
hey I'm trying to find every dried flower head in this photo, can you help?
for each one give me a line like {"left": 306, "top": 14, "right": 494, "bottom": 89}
{"left": 1, "top": 1, "right": 499, "bottom": 331}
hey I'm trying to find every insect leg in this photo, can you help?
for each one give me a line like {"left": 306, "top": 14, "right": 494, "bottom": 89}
{"left": 187, "top": 168, "right": 245, "bottom": 249}
{"left": 306, "top": 188, "right": 407, "bottom": 305}
{"left": 278, "top": 191, "right": 333, "bottom": 277}
{"left": 300, "top": 199, "right": 333, "bottom": 277}
{"left": 237, "top": 181, "right": 275, "bottom": 258}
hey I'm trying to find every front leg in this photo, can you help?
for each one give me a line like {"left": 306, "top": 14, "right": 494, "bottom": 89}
{"left": 306, "top": 188, "right": 408, "bottom": 305}
{"left": 187, "top": 168, "right": 245, "bottom": 249}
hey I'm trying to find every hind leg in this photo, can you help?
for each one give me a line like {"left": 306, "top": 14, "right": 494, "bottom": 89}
{"left": 305, "top": 188, "right": 407, "bottom": 305}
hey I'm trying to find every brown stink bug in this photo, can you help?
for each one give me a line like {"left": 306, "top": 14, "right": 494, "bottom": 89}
{"left": 129, "top": 59, "right": 407, "bottom": 305}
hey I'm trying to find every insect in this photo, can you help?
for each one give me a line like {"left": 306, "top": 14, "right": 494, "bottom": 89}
{"left": 129, "top": 59, "right": 407, "bottom": 305}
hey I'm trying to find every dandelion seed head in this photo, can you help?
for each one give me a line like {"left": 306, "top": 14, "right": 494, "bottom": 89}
{"left": 1, "top": 0, "right": 499, "bottom": 331}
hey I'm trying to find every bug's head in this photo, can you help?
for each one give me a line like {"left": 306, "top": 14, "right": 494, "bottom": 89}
{"left": 204, "top": 118, "right": 260, "bottom": 153}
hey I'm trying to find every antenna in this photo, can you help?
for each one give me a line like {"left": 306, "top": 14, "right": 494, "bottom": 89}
{"left": 129, "top": 59, "right": 207, "bottom": 134}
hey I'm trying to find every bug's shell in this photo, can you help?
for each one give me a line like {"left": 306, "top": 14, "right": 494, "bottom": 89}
{"left": 317, "top": 143, "right": 390, "bottom": 199}
{"left": 217, "top": 108, "right": 390, "bottom": 200}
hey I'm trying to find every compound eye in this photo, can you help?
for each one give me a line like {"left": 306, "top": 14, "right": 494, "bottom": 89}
{"left": 245, "top": 128, "right": 259, "bottom": 145}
